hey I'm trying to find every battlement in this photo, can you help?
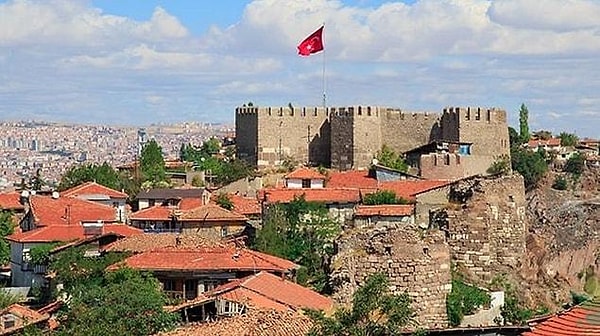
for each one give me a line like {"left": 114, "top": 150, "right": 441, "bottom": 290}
{"left": 442, "top": 106, "right": 507, "bottom": 123}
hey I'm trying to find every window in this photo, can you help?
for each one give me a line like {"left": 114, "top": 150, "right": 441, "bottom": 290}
{"left": 301, "top": 179, "right": 311, "bottom": 188}
{"left": 162, "top": 279, "right": 176, "bottom": 291}
{"left": 22, "top": 249, "right": 31, "bottom": 263}
{"left": 221, "top": 226, "right": 229, "bottom": 237}
{"left": 2, "top": 315, "right": 15, "bottom": 329}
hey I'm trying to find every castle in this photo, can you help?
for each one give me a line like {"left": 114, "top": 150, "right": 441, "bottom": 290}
{"left": 235, "top": 105, "right": 510, "bottom": 178}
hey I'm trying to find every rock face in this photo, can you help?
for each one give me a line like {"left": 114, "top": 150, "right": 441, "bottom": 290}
{"left": 521, "top": 168, "right": 600, "bottom": 305}
{"left": 330, "top": 223, "right": 451, "bottom": 329}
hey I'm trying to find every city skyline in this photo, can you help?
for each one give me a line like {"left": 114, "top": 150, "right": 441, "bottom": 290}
{"left": 1, "top": 0, "right": 599, "bottom": 136}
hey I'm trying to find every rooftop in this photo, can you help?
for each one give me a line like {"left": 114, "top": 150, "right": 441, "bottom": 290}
{"left": 6, "top": 223, "right": 142, "bottom": 243}
{"left": 327, "top": 170, "right": 378, "bottom": 190}
{"left": 157, "top": 309, "right": 313, "bottom": 336}
{"left": 354, "top": 204, "right": 415, "bottom": 217}
{"left": 284, "top": 167, "right": 326, "bottom": 180}
{"left": 61, "top": 181, "right": 127, "bottom": 199}
{"left": 261, "top": 187, "right": 361, "bottom": 204}
{"left": 103, "top": 233, "right": 222, "bottom": 253}
{"left": 28, "top": 195, "right": 119, "bottom": 227}
{"left": 136, "top": 188, "right": 206, "bottom": 200}
{"left": 0, "top": 192, "right": 23, "bottom": 211}
{"left": 523, "top": 301, "right": 600, "bottom": 336}
{"left": 209, "top": 271, "right": 333, "bottom": 312}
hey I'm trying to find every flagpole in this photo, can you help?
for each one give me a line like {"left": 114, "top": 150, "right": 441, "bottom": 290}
{"left": 322, "top": 23, "right": 327, "bottom": 109}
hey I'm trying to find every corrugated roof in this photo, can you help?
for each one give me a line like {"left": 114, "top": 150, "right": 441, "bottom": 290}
{"left": 523, "top": 301, "right": 600, "bottom": 336}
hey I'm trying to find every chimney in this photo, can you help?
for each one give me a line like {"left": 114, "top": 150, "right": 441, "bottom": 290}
{"left": 83, "top": 220, "right": 104, "bottom": 236}
{"left": 52, "top": 191, "right": 59, "bottom": 199}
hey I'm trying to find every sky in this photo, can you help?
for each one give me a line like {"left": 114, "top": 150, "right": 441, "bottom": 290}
{"left": 0, "top": 0, "right": 599, "bottom": 137}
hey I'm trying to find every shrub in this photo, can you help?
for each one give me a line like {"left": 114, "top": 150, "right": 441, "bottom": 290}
{"left": 551, "top": 176, "right": 568, "bottom": 190}
{"left": 564, "top": 153, "right": 584, "bottom": 176}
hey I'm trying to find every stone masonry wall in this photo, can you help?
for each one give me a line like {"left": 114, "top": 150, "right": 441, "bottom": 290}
{"left": 446, "top": 174, "right": 527, "bottom": 281}
{"left": 381, "top": 109, "right": 440, "bottom": 154}
{"left": 331, "top": 224, "right": 451, "bottom": 329}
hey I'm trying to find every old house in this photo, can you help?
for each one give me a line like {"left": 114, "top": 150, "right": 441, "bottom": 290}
{"left": 284, "top": 167, "right": 326, "bottom": 189}
{"left": 135, "top": 188, "right": 210, "bottom": 211}
{"left": 105, "top": 234, "right": 298, "bottom": 301}
{"left": 0, "top": 304, "right": 50, "bottom": 335}
{"left": 0, "top": 192, "right": 26, "bottom": 224}
{"left": 130, "top": 198, "right": 250, "bottom": 240}
{"left": 7, "top": 194, "right": 141, "bottom": 287}
{"left": 60, "top": 182, "right": 128, "bottom": 222}
{"left": 353, "top": 204, "right": 415, "bottom": 228}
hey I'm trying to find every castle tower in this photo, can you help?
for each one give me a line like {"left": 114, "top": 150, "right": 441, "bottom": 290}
{"left": 235, "top": 106, "right": 330, "bottom": 167}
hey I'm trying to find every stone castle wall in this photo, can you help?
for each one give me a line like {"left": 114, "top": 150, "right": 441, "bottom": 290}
{"left": 446, "top": 175, "right": 527, "bottom": 281}
{"left": 331, "top": 224, "right": 451, "bottom": 329}
{"left": 236, "top": 105, "right": 509, "bottom": 175}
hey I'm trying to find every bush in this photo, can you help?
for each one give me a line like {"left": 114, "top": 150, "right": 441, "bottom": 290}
{"left": 487, "top": 155, "right": 511, "bottom": 175}
{"left": 551, "top": 176, "right": 568, "bottom": 190}
{"left": 564, "top": 153, "right": 585, "bottom": 176}
{"left": 363, "top": 190, "right": 409, "bottom": 205}
{"left": 447, "top": 279, "right": 491, "bottom": 326}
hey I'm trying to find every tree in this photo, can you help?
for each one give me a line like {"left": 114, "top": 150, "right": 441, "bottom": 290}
{"left": 508, "top": 127, "right": 521, "bottom": 147}
{"left": 254, "top": 197, "right": 340, "bottom": 292}
{"left": 216, "top": 193, "right": 233, "bottom": 211}
{"left": 487, "top": 155, "right": 511, "bottom": 175}
{"left": 307, "top": 273, "right": 413, "bottom": 336}
{"left": 58, "top": 162, "right": 123, "bottom": 191}
{"left": 519, "top": 103, "right": 530, "bottom": 143}
{"left": 140, "top": 140, "right": 166, "bottom": 186}
{"left": 511, "top": 146, "right": 548, "bottom": 190}
{"left": 0, "top": 211, "right": 14, "bottom": 265}
{"left": 363, "top": 190, "right": 408, "bottom": 205}
{"left": 375, "top": 145, "right": 408, "bottom": 172}
{"left": 552, "top": 176, "right": 568, "bottom": 190}
{"left": 559, "top": 132, "right": 579, "bottom": 147}
{"left": 201, "top": 138, "right": 221, "bottom": 156}
{"left": 56, "top": 268, "right": 178, "bottom": 336}
{"left": 564, "top": 152, "right": 585, "bottom": 176}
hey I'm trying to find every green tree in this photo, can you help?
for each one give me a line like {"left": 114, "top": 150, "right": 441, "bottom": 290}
{"left": 511, "top": 147, "right": 548, "bottom": 190}
{"left": 446, "top": 278, "right": 491, "bottom": 326}
{"left": 552, "top": 175, "right": 568, "bottom": 190}
{"left": 375, "top": 145, "right": 408, "bottom": 172}
{"left": 140, "top": 140, "right": 166, "bottom": 186}
{"left": 56, "top": 268, "right": 178, "bottom": 336}
{"left": 487, "top": 155, "right": 511, "bottom": 175}
{"left": 216, "top": 193, "right": 233, "bottom": 210}
{"left": 201, "top": 138, "right": 221, "bottom": 156}
{"left": 564, "top": 152, "right": 585, "bottom": 176}
{"left": 58, "top": 162, "right": 123, "bottom": 191}
{"left": 0, "top": 211, "right": 14, "bottom": 265}
{"left": 307, "top": 273, "right": 413, "bottom": 336}
{"left": 532, "top": 130, "right": 552, "bottom": 140}
{"left": 363, "top": 190, "right": 408, "bottom": 205}
{"left": 559, "top": 132, "right": 579, "bottom": 147}
{"left": 508, "top": 127, "right": 521, "bottom": 147}
{"left": 255, "top": 197, "right": 340, "bottom": 292}
{"left": 519, "top": 103, "right": 530, "bottom": 143}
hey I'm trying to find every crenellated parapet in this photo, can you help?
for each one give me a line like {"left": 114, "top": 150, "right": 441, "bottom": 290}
{"left": 442, "top": 106, "right": 507, "bottom": 124}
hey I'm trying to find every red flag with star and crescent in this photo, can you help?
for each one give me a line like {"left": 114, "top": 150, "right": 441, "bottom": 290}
{"left": 297, "top": 26, "right": 324, "bottom": 56}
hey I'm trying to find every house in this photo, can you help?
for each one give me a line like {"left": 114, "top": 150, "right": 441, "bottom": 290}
{"left": 135, "top": 187, "right": 210, "bottom": 211}
{"left": 0, "top": 304, "right": 50, "bottom": 335}
{"left": 403, "top": 141, "right": 484, "bottom": 180}
{"left": 284, "top": 167, "right": 326, "bottom": 189}
{"left": 207, "top": 271, "right": 333, "bottom": 312}
{"left": 0, "top": 192, "right": 26, "bottom": 228}
{"left": 60, "top": 182, "right": 128, "bottom": 222}
{"left": 130, "top": 199, "right": 250, "bottom": 240}
{"left": 523, "top": 300, "right": 600, "bottom": 335}
{"left": 7, "top": 194, "right": 141, "bottom": 287}
{"left": 526, "top": 138, "right": 561, "bottom": 152}
{"left": 353, "top": 204, "right": 415, "bottom": 228}
{"left": 105, "top": 234, "right": 298, "bottom": 301}
{"left": 159, "top": 309, "right": 313, "bottom": 336}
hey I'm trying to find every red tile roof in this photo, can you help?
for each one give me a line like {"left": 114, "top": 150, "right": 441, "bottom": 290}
{"left": 180, "top": 204, "right": 248, "bottom": 222}
{"left": 523, "top": 301, "right": 600, "bottom": 335}
{"left": 111, "top": 246, "right": 298, "bottom": 273}
{"left": 0, "top": 304, "right": 49, "bottom": 335}
{"left": 103, "top": 233, "right": 221, "bottom": 253}
{"left": 261, "top": 188, "right": 361, "bottom": 204}
{"left": 210, "top": 271, "right": 333, "bottom": 312}
{"left": 61, "top": 181, "right": 127, "bottom": 199}
{"left": 179, "top": 198, "right": 204, "bottom": 210}
{"left": 130, "top": 205, "right": 175, "bottom": 221}
{"left": 0, "top": 192, "right": 23, "bottom": 211}
{"left": 285, "top": 168, "right": 326, "bottom": 180}
{"left": 6, "top": 224, "right": 142, "bottom": 243}
{"left": 355, "top": 204, "right": 414, "bottom": 217}
{"left": 29, "top": 195, "right": 118, "bottom": 227}
{"left": 327, "top": 170, "right": 378, "bottom": 189}
{"left": 158, "top": 309, "right": 313, "bottom": 336}
{"left": 228, "top": 194, "right": 261, "bottom": 217}
{"left": 527, "top": 138, "right": 561, "bottom": 148}
{"left": 378, "top": 180, "right": 450, "bottom": 200}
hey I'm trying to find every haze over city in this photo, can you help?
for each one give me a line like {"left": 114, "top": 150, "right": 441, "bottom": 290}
{"left": 0, "top": 0, "right": 599, "bottom": 137}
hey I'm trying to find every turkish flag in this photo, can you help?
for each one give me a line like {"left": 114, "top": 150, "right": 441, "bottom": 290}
{"left": 297, "top": 26, "right": 324, "bottom": 56}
